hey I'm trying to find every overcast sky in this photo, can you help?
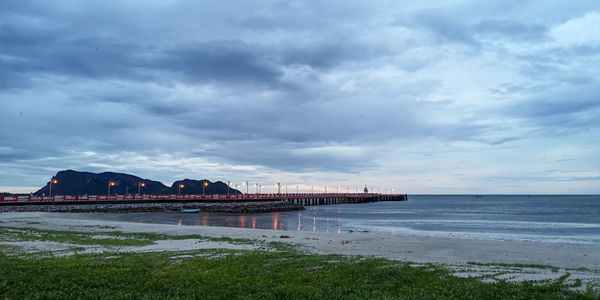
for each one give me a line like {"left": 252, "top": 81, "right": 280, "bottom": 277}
{"left": 1, "top": 1, "right": 599, "bottom": 194}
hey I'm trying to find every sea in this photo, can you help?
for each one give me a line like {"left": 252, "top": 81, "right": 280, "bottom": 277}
{"left": 72, "top": 195, "right": 600, "bottom": 245}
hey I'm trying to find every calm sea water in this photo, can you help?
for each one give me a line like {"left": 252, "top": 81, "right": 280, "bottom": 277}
{"left": 72, "top": 195, "right": 600, "bottom": 244}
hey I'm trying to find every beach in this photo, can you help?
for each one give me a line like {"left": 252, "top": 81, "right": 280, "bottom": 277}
{"left": 1, "top": 211, "right": 599, "bottom": 288}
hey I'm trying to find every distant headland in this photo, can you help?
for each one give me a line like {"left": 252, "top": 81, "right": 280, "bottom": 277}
{"left": 32, "top": 170, "right": 241, "bottom": 196}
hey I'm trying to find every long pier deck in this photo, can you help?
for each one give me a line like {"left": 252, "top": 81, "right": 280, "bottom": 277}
{"left": 0, "top": 193, "right": 407, "bottom": 206}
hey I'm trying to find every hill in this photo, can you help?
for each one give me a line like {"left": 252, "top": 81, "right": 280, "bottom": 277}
{"left": 34, "top": 170, "right": 241, "bottom": 196}
{"left": 167, "top": 179, "right": 241, "bottom": 196}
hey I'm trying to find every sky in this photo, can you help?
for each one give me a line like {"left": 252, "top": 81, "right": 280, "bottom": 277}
{"left": 1, "top": 1, "right": 599, "bottom": 194}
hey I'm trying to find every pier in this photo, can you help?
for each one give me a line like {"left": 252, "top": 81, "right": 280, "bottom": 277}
{"left": 0, "top": 193, "right": 407, "bottom": 206}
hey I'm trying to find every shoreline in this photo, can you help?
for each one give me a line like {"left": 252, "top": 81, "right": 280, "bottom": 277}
{"left": 1, "top": 211, "right": 599, "bottom": 270}
{"left": 2, "top": 212, "right": 600, "bottom": 289}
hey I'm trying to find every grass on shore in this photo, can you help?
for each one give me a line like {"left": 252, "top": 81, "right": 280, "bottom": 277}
{"left": 0, "top": 226, "right": 254, "bottom": 247}
{"left": 1, "top": 249, "right": 598, "bottom": 299}
{"left": 0, "top": 225, "right": 598, "bottom": 299}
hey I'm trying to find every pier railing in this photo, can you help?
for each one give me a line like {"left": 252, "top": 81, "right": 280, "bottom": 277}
{"left": 0, "top": 193, "right": 407, "bottom": 205}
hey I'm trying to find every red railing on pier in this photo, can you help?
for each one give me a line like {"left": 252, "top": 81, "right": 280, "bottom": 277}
{"left": 0, "top": 193, "right": 407, "bottom": 204}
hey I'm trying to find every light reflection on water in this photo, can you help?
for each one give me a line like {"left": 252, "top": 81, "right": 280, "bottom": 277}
{"left": 84, "top": 207, "right": 346, "bottom": 233}
{"left": 62, "top": 196, "right": 600, "bottom": 244}
{"left": 135, "top": 209, "right": 344, "bottom": 233}
{"left": 272, "top": 212, "right": 280, "bottom": 231}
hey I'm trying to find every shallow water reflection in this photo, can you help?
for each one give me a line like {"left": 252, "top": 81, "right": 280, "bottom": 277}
{"left": 62, "top": 196, "right": 600, "bottom": 244}
{"left": 153, "top": 212, "right": 291, "bottom": 231}
{"left": 74, "top": 209, "right": 344, "bottom": 233}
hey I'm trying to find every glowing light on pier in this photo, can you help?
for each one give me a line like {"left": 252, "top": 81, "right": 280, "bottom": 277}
{"left": 49, "top": 178, "right": 58, "bottom": 196}
{"left": 243, "top": 181, "right": 248, "bottom": 194}
{"left": 107, "top": 181, "right": 116, "bottom": 195}
{"left": 138, "top": 182, "right": 146, "bottom": 194}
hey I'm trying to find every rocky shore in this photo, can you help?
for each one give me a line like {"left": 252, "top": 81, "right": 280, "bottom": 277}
{"left": 0, "top": 201, "right": 304, "bottom": 214}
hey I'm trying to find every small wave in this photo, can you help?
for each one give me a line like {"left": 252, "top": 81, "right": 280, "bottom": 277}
{"left": 356, "top": 219, "right": 600, "bottom": 229}
{"left": 360, "top": 225, "right": 600, "bottom": 245}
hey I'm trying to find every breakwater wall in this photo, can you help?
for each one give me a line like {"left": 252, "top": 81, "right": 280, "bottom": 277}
{"left": 0, "top": 201, "right": 303, "bottom": 214}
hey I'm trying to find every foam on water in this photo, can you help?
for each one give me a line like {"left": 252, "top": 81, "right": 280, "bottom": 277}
{"left": 350, "top": 223, "right": 600, "bottom": 244}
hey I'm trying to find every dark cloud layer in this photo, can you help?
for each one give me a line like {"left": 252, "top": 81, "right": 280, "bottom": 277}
{"left": 1, "top": 1, "right": 599, "bottom": 193}
{"left": 155, "top": 40, "right": 283, "bottom": 85}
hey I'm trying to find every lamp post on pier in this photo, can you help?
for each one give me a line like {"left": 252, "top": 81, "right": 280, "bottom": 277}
{"left": 178, "top": 184, "right": 184, "bottom": 196}
{"left": 107, "top": 181, "right": 115, "bottom": 196}
{"left": 227, "top": 181, "right": 231, "bottom": 196}
{"left": 276, "top": 182, "right": 281, "bottom": 194}
{"left": 254, "top": 183, "right": 258, "bottom": 194}
{"left": 49, "top": 178, "right": 58, "bottom": 197}
{"left": 203, "top": 181, "right": 209, "bottom": 195}
{"left": 138, "top": 182, "right": 146, "bottom": 195}
{"left": 243, "top": 181, "right": 248, "bottom": 194}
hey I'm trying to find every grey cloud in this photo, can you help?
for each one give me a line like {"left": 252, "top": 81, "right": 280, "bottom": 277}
{"left": 404, "top": 10, "right": 480, "bottom": 48}
{"left": 0, "top": 10, "right": 286, "bottom": 88}
{"left": 153, "top": 40, "right": 283, "bottom": 86}
{"left": 556, "top": 45, "right": 600, "bottom": 57}
{"left": 398, "top": 8, "right": 552, "bottom": 50}
{"left": 484, "top": 175, "right": 600, "bottom": 183}
{"left": 0, "top": 146, "right": 41, "bottom": 162}
{"left": 0, "top": 23, "right": 56, "bottom": 48}
{"left": 519, "top": 63, "right": 563, "bottom": 80}
{"left": 474, "top": 20, "right": 548, "bottom": 42}
{"left": 0, "top": 22, "right": 371, "bottom": 92}
{"left": 0, "top": 69, "right": 32, "bottom": 90}
{"left": 0, "top": 1, "right": 390, "bottom": 93}
{"left": 174, "top": 97, "right": 443, "bottom": 145}
{"left": 514, "top": 62, "right": 597, "bottom": 90}
{"left": 282, "top": 42, "right": 375, "bottom": 69}
{"left": 201, "top": 140, "right": 373, "bottom": 173}
{"left": 514, "top": 44, "right": 600, "bottom": 66}
{"left": 485, "top": 137, "right": 519, "bottom": 146}
{"left": 515, "top": 93, "right": 599, "bottom": 118}
{"left": 0, "top": 34, "right": 146, "bottom": 85}
{"left": 489, "top": 83, "right": 553, "bottom": 96}
{"left": 502, "top": 83, "right": 600, "bottom": 135}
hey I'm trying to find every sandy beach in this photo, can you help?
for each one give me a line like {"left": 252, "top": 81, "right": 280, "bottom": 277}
{"left": 2, "top": 212, "right": 599, "bottom": 288}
